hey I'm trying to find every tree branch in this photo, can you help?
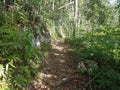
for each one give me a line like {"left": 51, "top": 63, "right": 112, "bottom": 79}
{"left": 58, "top": 1, "right": 74, "bottom": 10}
{"left": 83, "top": 71, "right": 102, "bottom": 88}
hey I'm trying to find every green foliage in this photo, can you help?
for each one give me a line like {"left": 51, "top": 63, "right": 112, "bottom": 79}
{"left": 96, "top": 68, "right": 120, "bottom": 90}
{"left": 0, "top": 11, "right": 5, "bottom": 27}
{"left": 0, "top": 27, "right": 41, "bottom": 89}
{"left": 40, "top": 42, "right": 51, "bottom": 52}
{"left": 68, "top": 25, "right": 120, "bottom": 90}
{"left": 0, "top": 0, "right": 52, "bottom": 89}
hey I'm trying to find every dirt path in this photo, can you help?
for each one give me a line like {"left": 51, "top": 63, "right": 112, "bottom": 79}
{"left": 29, "top": 40, "right": 87, "bottom": 90}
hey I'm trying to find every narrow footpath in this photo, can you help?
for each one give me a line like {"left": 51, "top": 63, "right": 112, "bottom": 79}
{"left": 29, "top": 40, "right": 87, "bottom": 90}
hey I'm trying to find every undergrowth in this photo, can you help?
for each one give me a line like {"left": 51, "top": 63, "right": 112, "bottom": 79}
{"left": 67, "top": 25, "right": 120, "bottom": 90}
{"left": 0, "top": 27, "right": 42, "bottom": 90}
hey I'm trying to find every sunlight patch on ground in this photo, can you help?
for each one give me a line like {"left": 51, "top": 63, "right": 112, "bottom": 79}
{"left": 59, "top": 60, "right": 65, "bottom": 63}
{"left": 52, "top": 45, "right": 64, "bottom": 51}
{"left": 54, "top": 53, "right": 63, "bottom": 56}
{"left": 54, "top": 53, "right": 60, "bottom": 56}
{"left": 33, "top": 80, "right": 50, "bottom": 89}
{"left": 39, "top": 72, "right": 57, "bottom": 79}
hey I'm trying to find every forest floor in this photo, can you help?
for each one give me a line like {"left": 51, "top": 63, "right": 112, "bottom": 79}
{"left": 29, "top": 39, "right": 87, "bottom": 90}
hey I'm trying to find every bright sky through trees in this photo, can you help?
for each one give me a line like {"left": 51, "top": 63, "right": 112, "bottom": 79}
{"left": 110, "top": 0, "right": 116, "bottom": 4}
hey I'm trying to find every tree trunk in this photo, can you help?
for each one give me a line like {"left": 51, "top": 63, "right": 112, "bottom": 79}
{"left": 73, "top": 0, "right": 78, "bottom": 37}
{"left": 117, "top": 0, "right": 120, "bottom": 27}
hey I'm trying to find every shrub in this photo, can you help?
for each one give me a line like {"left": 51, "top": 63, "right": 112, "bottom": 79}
{"left": 0, "top": 27, "right": 42, "bottom": 89}
{"left": 68, "top": 25, "right": 120, "bottom": 90}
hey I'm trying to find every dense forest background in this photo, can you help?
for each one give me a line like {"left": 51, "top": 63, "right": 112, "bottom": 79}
{"left": 0, "top": 0, "right": 120, "bottom": 90}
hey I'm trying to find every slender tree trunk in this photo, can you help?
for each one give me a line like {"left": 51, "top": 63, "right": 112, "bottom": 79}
{"left": 118, "top": 10, "right": 120, "bottom": 27}
{"left": 73, "top": 0, "right": 78, "bottom": 37}
{"left": 117, "top": 0, "right": 120, "bottom": 27}
{"left": 52, "top": 0, "right": 56, "bottom": 34}
{"left": 0, "top": 0, "right": 4, "bottom": 9}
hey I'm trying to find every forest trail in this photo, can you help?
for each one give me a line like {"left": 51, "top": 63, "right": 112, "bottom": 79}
{"left": 29, "top": 40, "right": 87, "bottom": 90}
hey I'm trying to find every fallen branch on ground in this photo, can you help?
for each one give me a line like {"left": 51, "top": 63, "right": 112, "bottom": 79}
{"left": 83, "top": 71, "right": 102, "bottom": 88}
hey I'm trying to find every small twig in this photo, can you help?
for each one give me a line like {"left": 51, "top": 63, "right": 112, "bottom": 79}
{"left": 83, "top": 71, "right": 102, "bottom": 88}
{"left": 88, "top": 74, "right": 92, "bottom": 90}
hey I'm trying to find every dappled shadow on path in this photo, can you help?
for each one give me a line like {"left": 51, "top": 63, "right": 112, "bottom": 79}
{"left": 29, "top": 39, "right": 87, "bottom": 90}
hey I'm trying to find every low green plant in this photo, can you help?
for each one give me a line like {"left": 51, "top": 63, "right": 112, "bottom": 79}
{"left": 68, "top": 25, "right": 120, "bottom": 90}
{"left": 0, "top": 27, "right": 42, "bottom": 89}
